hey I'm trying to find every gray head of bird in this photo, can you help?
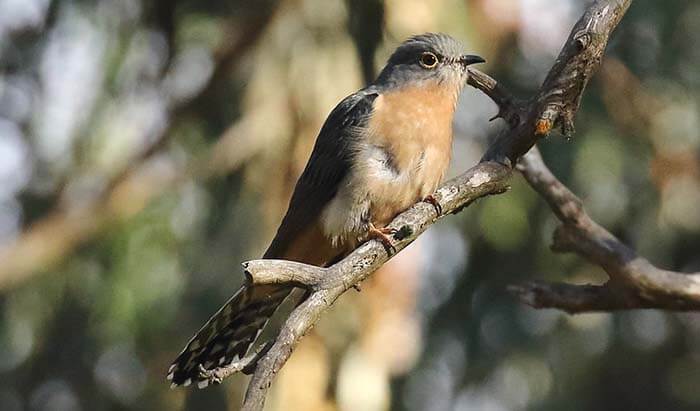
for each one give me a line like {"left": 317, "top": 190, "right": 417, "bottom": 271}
{"left": 375, "top": 33, "right": 485, "bottom": 90}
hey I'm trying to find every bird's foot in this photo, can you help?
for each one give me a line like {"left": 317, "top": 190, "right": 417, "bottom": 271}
{"left": 368, "top": 222, "right": 397, "bottom": 254}
{"left": 423, "top": 194, "right": 442, "bottom": 215}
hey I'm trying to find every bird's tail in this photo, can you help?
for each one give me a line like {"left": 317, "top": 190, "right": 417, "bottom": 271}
{"left": 167, "top": 284, "right": 292, "bottom": 388}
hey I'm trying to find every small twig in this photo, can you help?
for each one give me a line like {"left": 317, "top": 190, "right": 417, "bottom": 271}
{"left": 243, "top": 259, "right": 328, "bottom": 288}
{"left": 466, "top": 68, "right": 525, "bottom": 129}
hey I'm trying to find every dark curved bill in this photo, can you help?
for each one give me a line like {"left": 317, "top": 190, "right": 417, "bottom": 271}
{"left": 461, "top": 55, "right": 486, "bottom": 66}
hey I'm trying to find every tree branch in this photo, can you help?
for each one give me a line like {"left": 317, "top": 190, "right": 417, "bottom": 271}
{"left": 234, "top": 1, "right": 635, "bottom": 409}
{"left": 467, "top": 0, "right": 700, "bottom": 313}
{"left": 511, "top": 148, "right": 700, "bottom": 312}
{"left": 481, "top": 0, "right": 631, "bottom": 165}
{"left": 243, "top": 259, "right": 328, "bottom": 288}
{"left": 507, "top": 282, "right": 640, "bottom": 313}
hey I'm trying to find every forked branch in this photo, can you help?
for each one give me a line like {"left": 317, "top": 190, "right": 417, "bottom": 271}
{"left": 509, "top": 148, "right": 700, "bottom": 312}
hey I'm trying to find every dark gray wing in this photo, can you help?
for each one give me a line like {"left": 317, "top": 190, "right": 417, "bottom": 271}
{"left": 264, "top": 88, "right": 379, "bottom": 259}
{"left": 168, "top": 90, "right": 379, "bottom": 386}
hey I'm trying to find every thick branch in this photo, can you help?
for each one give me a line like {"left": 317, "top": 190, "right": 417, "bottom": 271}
{"left": 512, "top": 281, "right": 700, "bottom": 312}
{"left": 507, "top": 282, "right": 638, "bottom": 313}
{"left": 508, "top": 280, "right": 700, "bottom": 313}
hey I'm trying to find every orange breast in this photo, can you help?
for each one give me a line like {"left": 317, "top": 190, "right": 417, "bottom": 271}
{"left": 362, "top": 80, "right": 458, "bottom": 225}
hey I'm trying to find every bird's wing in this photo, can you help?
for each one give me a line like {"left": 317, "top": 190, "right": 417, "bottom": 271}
{"left": 168, "top": 90, "right": 380, "bottom": 387}
{"left": 264, "top": 88, "right": 379, "bottom": 259}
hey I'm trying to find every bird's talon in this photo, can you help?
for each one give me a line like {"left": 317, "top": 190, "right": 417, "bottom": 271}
{"left": 368, "top": 223, "right": 397, "bottom": 254}
{"left": 423, "top": 194, "right": 442, "bottom": 215}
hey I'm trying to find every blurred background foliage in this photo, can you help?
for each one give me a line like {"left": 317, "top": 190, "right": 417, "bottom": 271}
{"left": 0, "top": 0, "right": 699, "bottom": 410}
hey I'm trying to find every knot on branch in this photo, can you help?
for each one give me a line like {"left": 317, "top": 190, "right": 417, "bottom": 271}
{"left": 574, "top": 31, "right": 592, "bottom": 50}
{"left": 550, "top": 225, "right": 576, "bottom": 254}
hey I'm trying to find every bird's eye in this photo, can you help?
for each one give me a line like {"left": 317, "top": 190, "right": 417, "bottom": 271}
{"left": 419, "top": 52, "right": 438, "bottom": 69}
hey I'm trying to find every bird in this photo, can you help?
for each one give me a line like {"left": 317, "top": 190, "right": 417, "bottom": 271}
{"left": 167, "top": 32, "right": 484, "bottom": 388}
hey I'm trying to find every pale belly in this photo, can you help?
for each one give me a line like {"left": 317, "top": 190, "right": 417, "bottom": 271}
{"left": 320, "top": 143, "right": 449, "bottom": 246}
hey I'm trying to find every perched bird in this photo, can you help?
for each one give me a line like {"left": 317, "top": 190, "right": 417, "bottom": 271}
{"left": 168, "top": 33, "right": 484, "bottom": 388}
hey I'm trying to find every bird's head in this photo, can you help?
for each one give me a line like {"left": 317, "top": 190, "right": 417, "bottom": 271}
{"left": 375, "top": 33, "right": 485, "bottom": 91}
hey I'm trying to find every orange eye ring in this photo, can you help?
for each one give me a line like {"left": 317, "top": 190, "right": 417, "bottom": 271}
{"left": 419, "top": 52, "right": 438, "bottom": 69}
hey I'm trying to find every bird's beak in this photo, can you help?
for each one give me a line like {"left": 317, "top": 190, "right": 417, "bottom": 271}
{"left": 460, "top": 54, "right": 486, "bottom": 66}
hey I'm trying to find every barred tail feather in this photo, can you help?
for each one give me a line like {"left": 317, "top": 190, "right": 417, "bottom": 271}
{"left": 167, "top": 284, "right": 292, "bottom": 387}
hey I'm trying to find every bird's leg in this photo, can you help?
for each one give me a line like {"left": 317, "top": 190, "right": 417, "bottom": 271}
{"left": 423, "top": 194, "right": 442, "bottom": 215}
{"left": 367, "top": 222, "right": 397, "bottom": 253}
